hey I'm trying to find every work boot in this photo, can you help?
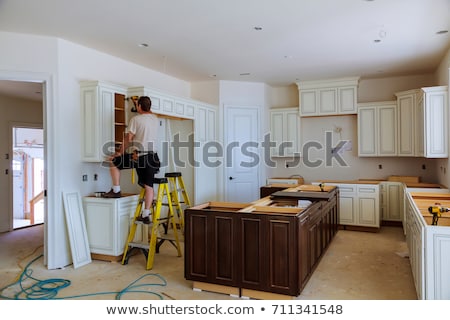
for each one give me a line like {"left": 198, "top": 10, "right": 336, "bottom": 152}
{"left": 102, "top": 189, "right": 121, "bottom": 198}
{"left": 136, "top": 214, "right": 152, "bottom": 224}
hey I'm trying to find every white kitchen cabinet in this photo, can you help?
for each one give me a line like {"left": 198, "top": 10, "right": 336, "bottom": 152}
{"left": 380, "top": 181, "right": 403, "bottom": 222}
{"left": 357, "top": 185, "right": 380, "bottom": 227}
{"left": 316, "top": 183, "right": 380, "bottom": 228}
{"left": 395, "top": 86, "right": 448, "bottom": 158}
{"left": 334, "top": 184, "right": 357, "bottom": 225}
{"left": 358, "top": 101, "right": 397, "bottom": 157}
{"left": 270, "top": 108, "right": 301, "bottom": 157}
{"left": 396, "top": 89, "right": 418, "bottom": 157}
{"left": 404, "top": 188, "right": 450, "bottom": 299}
{"left": 194, "top": 104, "right": 219, "bottom": 204}
{"left": 83, "top": 194, "right": 139, "bottom": 258}
{"left": 80, "top": 81, "right": 127, "bottom": 162}
{"left": 421, "top": 86, "right": 448, "bottom": 158}
{"left": 128, "top": 86, "right": 195, "bottom": 119}
{"left": 297, "top": 77, "right": 359, "bottom": 117}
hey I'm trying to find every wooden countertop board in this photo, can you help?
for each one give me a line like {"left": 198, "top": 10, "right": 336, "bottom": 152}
{"left": 410, "top": 198, "right": 450, "bottom": 226}
{"left": 411, "top": 192, "right": 450, "bottom": 199}
{"left": 190, "top": 201, "right": 250, "bottom": 211}
{"left": 387, "top": 175, "right": 420, "bottom": 183}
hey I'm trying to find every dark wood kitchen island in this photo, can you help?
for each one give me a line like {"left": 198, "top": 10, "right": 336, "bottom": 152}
{"left": 184, "top": 185, "right": 339, "bottom": 299}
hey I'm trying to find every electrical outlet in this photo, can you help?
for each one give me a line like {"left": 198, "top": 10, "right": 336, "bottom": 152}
{"left": 378, "top": 164, "right": 382, "bottom": 169}
{"left": 94, "top": 174, "right": 98, "bottom": 181}
{"left": 82, "top": 174, "right": 88, "bottom": 181}
{"left": 422, "top": 164, "right": 426, "bottom": 170}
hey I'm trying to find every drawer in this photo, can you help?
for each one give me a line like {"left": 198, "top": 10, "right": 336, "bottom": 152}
{"left": 357, "top": 185, "right": 378, "bottom": 194}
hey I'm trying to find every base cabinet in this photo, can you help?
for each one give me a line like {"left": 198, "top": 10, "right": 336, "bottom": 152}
{"left": 184, "top": 189, "right": 338, "bottom": 296}
{"left": 404, "top": 189, "right": 450, "bottom": 299}
{"left": 315, "top": 183, "right": 380, "bottom": 229}
{"left": 83, "top": 194, "right": 139, "bottom": 258}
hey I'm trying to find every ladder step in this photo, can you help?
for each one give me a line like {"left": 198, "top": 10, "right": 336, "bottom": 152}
{"left": 127, "top": 242, "right": 150, "bottom": 250}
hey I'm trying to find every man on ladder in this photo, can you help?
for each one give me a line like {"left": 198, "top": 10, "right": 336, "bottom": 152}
{"left": 103, "top": 96, "right": 160, "bottom": 225}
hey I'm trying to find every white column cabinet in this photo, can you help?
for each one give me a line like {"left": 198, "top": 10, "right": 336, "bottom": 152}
{"left": 194, "top": 104, "right": 219, "bottom": 204}
{"left": 422, "top": 86, "right": 448, "bottom": 158}
{"left": 396, "top": 89, "right": 418, "bottom": 157}
{"left": 395, "top": 86, "right": 448, "bottom": 158}
{"left": 358, "top": 101, "right": 397, "bottom": 157}
{"left": 297, "top": 77, "right": 359, "bottom": 117}
{"left": 270, "top": 108, "right": 301, "bottom": 157}
{"left": 83, "top": 194, "right": 139, "bottom": 258}
{"left": 80, "top": 81, "right": 127, "bottom": 162}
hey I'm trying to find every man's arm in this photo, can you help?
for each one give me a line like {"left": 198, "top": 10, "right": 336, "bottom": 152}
{"left": 119, "top": 132, "right": 135, "bottom": 154}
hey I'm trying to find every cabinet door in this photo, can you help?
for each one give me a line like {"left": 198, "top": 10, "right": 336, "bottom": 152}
{"left": 239, "top": 215, "right": 266, "bottom": 291}
{"left": 184, "top": 212, "right": 209, "bottom": 281}
{"left": 270, "top": 108, "right": 300, "bottom": 157}
{"left": 358, "top": 106, "right": 377, "bottom": 156}
{"left": 319, "top": 88, "right": 337, "bottom": 114}
{"left": 84, "top": 201, "right": 115, "bottom": 254}
{"left": 386, "top": 183, "right": 402, "bottom": 221}
{"left": 397, "top": 94, "right": 416, "bottom": 156}
{"left": 378, "top": 105, "right": 397, "bottom": 156}
{"left": 212, "top": 214, "right": 237, "bottom": 286}
{"left": 284, "top": 110, "right": 300, "bottom": 156}
{"left": 270, "top": 111, "right": 284, "bottom": 156}
{"left": 300, "top": 90, "right": 317, "bottom": 116}
{"left": 357, "top": 185, "right": 380, "bottom": 227}
{"left": 339, "top": 86, "right": 357, "bottom": 114}
{"left": 424, "top": 89, "right": 448, "bottom": 157}
{"left": 266, "top": 215, "right": 297, "bottom": 295}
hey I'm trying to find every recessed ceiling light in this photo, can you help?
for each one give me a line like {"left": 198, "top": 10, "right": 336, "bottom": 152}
{"left": 210, "top": 74, "right": 217, "bottom": 78}
{"left": 240, "top": 73, "right": 251, "bottom": 76}
{"left": 436, "top": 30, "right": 448, "bottom": 35}
{"left": 254, "top": 27, "right": 262, "bottom": 31}
{"left": 138, "top": 43, "right": 149, "bottom": 47}
{"left": 374, "top": 39, "right": 381, "bottom": 43}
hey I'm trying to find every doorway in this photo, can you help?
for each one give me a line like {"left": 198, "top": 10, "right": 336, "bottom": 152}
{"left": 12, "top": 126, "right": 44, "bottom": 229}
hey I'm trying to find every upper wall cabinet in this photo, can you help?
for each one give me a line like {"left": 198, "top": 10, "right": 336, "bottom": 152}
{"left": 395, "top": 86, "right": 448, "bottom": 158}
{"left": 80, "top": 81, "right": 127, "bottom": 162}
{"left": 270, "top": 108, "right": 301, "bottom": 157}
{"left": 296, "top": 77, "right": 359, "bottom": 117}
{"left": 128, "top": 86, "right": 195, "bottom": 120}
{"left": 358, "top": 101, "right": 397, "bottom": 157}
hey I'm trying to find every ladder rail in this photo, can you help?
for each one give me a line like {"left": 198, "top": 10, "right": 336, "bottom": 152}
{"left": 121, "top": 177, "right": 183, "bottom": 270}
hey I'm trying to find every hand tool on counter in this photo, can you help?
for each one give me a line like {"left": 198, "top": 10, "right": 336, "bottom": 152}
{"left": 428, "top": 205, "right": 450, "bottom": 226}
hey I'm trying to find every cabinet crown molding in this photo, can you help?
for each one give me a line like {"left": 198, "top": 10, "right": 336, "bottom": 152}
{"left": 296, "top": 76, "right": 360, "bottom": 90}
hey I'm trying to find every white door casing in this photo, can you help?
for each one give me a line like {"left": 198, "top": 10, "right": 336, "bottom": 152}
{"left": 224, "top": 106, "right": 260, "bottom": 203}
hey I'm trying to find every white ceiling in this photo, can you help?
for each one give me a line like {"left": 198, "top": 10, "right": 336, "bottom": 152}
{"left": 0, "top": 0, "right": 449, "bottom": 100}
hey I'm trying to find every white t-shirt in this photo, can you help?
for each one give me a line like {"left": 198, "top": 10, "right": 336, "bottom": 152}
{"left": 127, "top": 113, "right": 159, "bottom": 153}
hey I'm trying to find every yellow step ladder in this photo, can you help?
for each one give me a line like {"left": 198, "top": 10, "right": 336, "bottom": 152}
{"left": 121, "top": 177, "right": 182, "bottom": 270}
{"left": 165, "top": 172, "right": 191, "bottom": 230}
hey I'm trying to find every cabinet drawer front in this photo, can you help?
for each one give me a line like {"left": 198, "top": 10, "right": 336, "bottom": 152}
{"left": 334, "top": 184, "right": 356, "bottom": 195}
{"left": 357, "top": 185, "right": 378, "bottom": 194}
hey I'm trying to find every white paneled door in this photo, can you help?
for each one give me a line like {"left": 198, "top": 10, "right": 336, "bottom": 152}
{"left": 225, "top": 106, "right": 260, "bottom": 203}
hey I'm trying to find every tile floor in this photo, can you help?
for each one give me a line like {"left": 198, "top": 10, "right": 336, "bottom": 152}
{"left": 0, "top": 224, "right": 417, "bottom": 300}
